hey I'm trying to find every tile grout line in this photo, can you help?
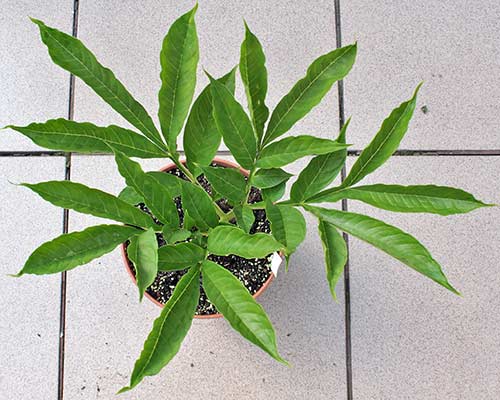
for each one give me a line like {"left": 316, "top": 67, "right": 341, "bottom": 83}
{"left": 333, "top": 0, "right": 354, "bottom": 399}
{"left": 58, "top": 1, "right": 79, "bottom": 400}
{"left": 2, "top": 149, "right": 500, "bottom": 158}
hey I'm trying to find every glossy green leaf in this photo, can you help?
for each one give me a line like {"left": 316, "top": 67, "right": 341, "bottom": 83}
{"left": 161, "top": 227, "right": 192, "bottom": 244}
{"left": 318, "top": 220, "right": 347, "bottom": 301}
{"left": 199, "top": 165, "right": 247, "bottom": 204}
{"left": 184, "top": 69, "right": 236, "bottom": 169}
{"left": 114, "top": 151, "right": 179, "bottom": 228}
{"left": 22, "top": 180, "right": 155, "bottom": 228}
{"left": 158, "top": 5, "right": 199, "bottom": 152}
{"left": 202, "top": 260, "right": 286, "bottom": 364}
{"left": 233, "top": 205, "right": 255, "bottom": 233}
{"left": 240, "top": 22, "right": 269, "bottom": 141}
{"left": 7, "top": 119, "right": 167, "bottom": 158}
{"left": 118, "top": 186, "right": 144, "bottom": 205}
{"left": 118, "top": 170, "right": 186, "bottom": 206}
{"left": 207, "top": 225, "right": 282, "bottom": 258}
{"left": 252, "top": 168, "right": 293, "bottom": 189}
{"left": 304, "top": 206, "right": 459, "bottom": 294}
{"left": 181, "top": 182, "right": 219, "bottom": 231}
{"left": 257, "top": 135, "right": 349, "bottom": 169}
{"left": 147, "top": 171, "right": 187, "bottom": 198}
{"left": 127, "top": 228, "right": 158, "bottom": 301}
{"left": 265, "top": 202, "right": 306, "bottom": 257}
{"left": 119, "top": 265, "right": 200, "bottom": 393}
{"left": 31, "top": 19, "right": 164, "bottom": 148}
{"left": 342, "top": 84, "right": 421, "bottom": 187}
{"left": 290, "top": 118, "right": 349, "bottom": 202}
{"left": 158, "top": 242, "right": 206, "bottom": 271}
{"left": 183, "top": 210, "right": 196, "bottom": 231}
{"left": 307, "top": 184, "right": 491, "bottom": 215}
{"left": 15, "top": 225, "right": 140, "bottom": 276}
{"left": 210, "top": 76, "right": 257, "bottom": 169}
{"left": 262, "top": 181, "right": 286, "bottom": 202}
{"left": 263, "top": 44, "right": 357, "bottom": 145}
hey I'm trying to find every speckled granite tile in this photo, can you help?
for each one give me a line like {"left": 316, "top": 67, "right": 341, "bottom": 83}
{"left": 344, "top": 156, "right": 500, "bottom": 399}
{"left": 0, "top": 2, "right": 72, "bottom": 150}
{"left": 341, "top": 0, "right": 500, "bottom": 150}
{"left": 0, "top": 157, "right": 64, "bottom": 398}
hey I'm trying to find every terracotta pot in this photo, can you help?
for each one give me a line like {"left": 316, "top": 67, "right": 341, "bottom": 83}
{"left": 121, "top": 157, "right": 275, "bottom": 319}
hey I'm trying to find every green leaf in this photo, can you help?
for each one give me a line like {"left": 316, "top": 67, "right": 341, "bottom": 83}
{"left": 263, "top": 44, "right": 357, "bottom": 145}
{"left": 209, "top": 75, "right": 257, "bottom": 170}
{"left": 161, "top": 227, "right": 192, "bottom": 244}
{"left": 240, "top": 22, "right": 269, "bottom": 141}
{"left": 252, "top": 168, "right": 293, "bottom": 189}
{"left": 182, "top": 210, "right": 196, "bottom": 231}
{"left": 265, "top": 202, "right": 306, "bottom": 258}
{"left": 22, "top": 180, "right": 155, "bottom": 228}
{"left": 31, "top": 19, "right": 164, "bottom": 148}
{"left": 184, "top": 68, "right": 236, "bottom": 169}
{"left": 202, "top": 260, "right": 286, "bottom": 364}
{"left": 199, "top": 165, "right": 247, "bottom": 204}
{"left": 207, "top": 226, "right": 282, "bottom": 258}
{"left": 114, "top": 151, "right": 179, "bottom": 228}
{"left": 317, "top": 220, "right": 347, "bottom": 301}
{"left": 181, "top": 182, "right": 219, "bottom": 231}
{"left": 342, "top": 84, "right": 422, "bottom": 187}
{"left": 158, "top": 242, "right": 206, "bottom": 271}
{"left": 7, "top": 119, "right": 167, "bottom": 158}
{"left": 147, "top": 171, "right": 186, "bottom": 198}
{"left": 158, "top": 5, "right": 199, "bottom": 153}
{"left": 290, "top": 118, "right": 349, "bottom": 202}
{"left": 127, "top": 228, "right": 158, "bottom": 301}
{"left": 233, "top": 205, "right": 255, "bottom": 233}
{"left": 15, "top": 225, "right": 140, "bottom": 276}
{"left": 307, "top": 184, "right": 492, "bottom": 215}
{"left": 262, "top": 181, "right": 286, "bottom": 202}
{"left": 304, "top": 205, "right": 459, "bottom": 294}
{"left": 119, "top": 265, "right": 200, "bottom": 393}
{"left": 118, "top": 170, "right": 186, "bottom": 206}
{"left": 118, "top": 186, "right": 144, "bottom": 205}
{"left": 257, "top": 135, "right": 349, "bottom": 169}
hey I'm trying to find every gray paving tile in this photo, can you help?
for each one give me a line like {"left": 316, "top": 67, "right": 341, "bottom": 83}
{"left": 341, "top": 0, "right": 500, "bottom": 150}
{"left": 343, "top": 156, "right": 500, "bottom": 399}
{"left": 0, "top": 157, "right": 64, "bottom": 398}
{"left": 74, "top": 1, "right": 341, "bottom": 151}
{"left": 0, "top": 2, "right": 72, "bottom": 150}
{"left": 64, "top": 154, "right": 347, "bottom": 399}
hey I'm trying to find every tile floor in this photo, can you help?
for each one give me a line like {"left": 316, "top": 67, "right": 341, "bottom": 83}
{"left": 1, "top": 1, "right": 499, "bottom": 399}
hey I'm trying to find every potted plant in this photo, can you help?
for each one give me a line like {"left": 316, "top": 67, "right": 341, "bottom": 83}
{"left": 7, "top": 4, "right": 492, "bottom": 393}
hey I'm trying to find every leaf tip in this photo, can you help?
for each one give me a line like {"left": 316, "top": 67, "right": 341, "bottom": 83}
{"left": 203, "top": 68, "right": 215, "bottom": 82}
{"left": 8, "top": 179, "right": 21, "bottom": 187}
{"left": 279, "top": 356, "right": 291, "bottom": 367}
{"left": 444, "top": 281, "right": 461, "bottom": 296}
{"left": 116, "top": 385, "right": 131, "bottom": 395}
{"left": 7, "top": 272, "right": 23, "bottom": 278}
{"left": 329, "top": 288, "right": 339, "bottom": 303}
{"left": 414, "top": 81, "right": 424, "bottom": 97}
{"left": 29, "top": 16, "right": 42, "bottom": 24}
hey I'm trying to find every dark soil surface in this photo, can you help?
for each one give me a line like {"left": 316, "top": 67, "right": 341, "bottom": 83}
{"left": 126, "top": 163, "right": 273, "bottom": 316}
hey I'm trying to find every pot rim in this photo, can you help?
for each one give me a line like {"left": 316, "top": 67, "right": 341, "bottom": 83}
{"left": 121, "top": 157, "right": 277, "bottom": 319}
